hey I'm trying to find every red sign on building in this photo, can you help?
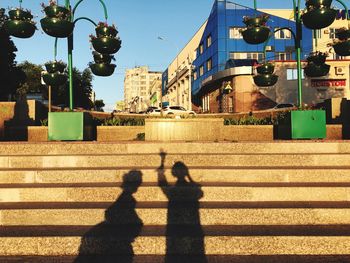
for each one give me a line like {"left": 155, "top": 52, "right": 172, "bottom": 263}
{"left": 311, "top": 79, "right": 347, "bottom": 88}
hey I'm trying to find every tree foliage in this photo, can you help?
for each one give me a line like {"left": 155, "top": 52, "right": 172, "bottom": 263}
{"left": 52, "top": 67, "right": 94, "bottom": 109}
{"left": 16, "top": 61, "right": 45, "bottom": 98}
{"left": 0, "top": 8, "right": 25, "bottom": 100}
{"left": 94, "top": 99, "right": 105, "bottom": 112}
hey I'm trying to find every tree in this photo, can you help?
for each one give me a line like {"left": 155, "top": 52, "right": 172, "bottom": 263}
{"left": 0, "top": 8, "right": 25, "bottom": 101}
{"left": 94, "top": 99, "right": 105, "bottom": 112}
{"left": 51, "top": 67, "right": 94, "bottom": 109}
{"left": 16, "top": 61, "right": 45, "bottom": 98}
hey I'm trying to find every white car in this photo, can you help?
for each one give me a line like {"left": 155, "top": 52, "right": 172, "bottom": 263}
{"left": 162, "top": 106, "right": 196, "bottom": 117}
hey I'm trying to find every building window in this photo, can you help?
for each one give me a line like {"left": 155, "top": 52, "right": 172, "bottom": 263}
{"left": 193, "top": 70, "right": 198, "bottom": 80}
{"left": 206, "top": 58, "right": 212, "bottom": 71}
{"left": 287, "top": 68, "right": 305, "bottom": 80}
{"left": 230, "top": 52, "right": 263, "bottom": 61}
{"left": 276, "top": 52, "right": 292, "bottom": 61}
{"left": 202, "top": 94, "right": 210, "bottom": 112}
{"left": 313, "top": 29, "right": 322, "bottom": 39}
{"left": 206, "top": 35, "right": 212, "bottom": 48}
{"left": 199, "top": 43, "right": 204, "bottom": 54}
{"left": 199, "top": 65, "right": 204, "bottom": 76}
{"left": 274, "top": 28, "right": 292, "bottom": 39}
{"left": 194, "top": 48, "right": 198, "bottom": 60}
{"left": 229, "top": 27, "right": 243, "bottom": 39}
{"left": 329, "top": 28, "right": 336, "bottom": 39}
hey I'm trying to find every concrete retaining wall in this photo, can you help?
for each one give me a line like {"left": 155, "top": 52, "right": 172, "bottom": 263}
{"left": 97, "top": 126, "right": 145, "bottom": 142}
{"left": 145, "top": 118, "right": 222, "bottom": 141}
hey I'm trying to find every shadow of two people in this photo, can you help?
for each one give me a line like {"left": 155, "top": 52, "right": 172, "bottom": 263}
{"left": 75, "top": 150, "right": 207, "bottom": 263}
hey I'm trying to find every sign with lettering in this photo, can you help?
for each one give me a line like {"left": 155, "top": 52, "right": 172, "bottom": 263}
{"left": 311, "top": 79, "right": 347, "bottom": 88}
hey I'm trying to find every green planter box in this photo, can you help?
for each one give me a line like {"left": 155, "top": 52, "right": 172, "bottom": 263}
{"left": 277, "top": 110, "right": 326, "bottom": 139}
{"left": 48, "top": 112, "right": 93, "bottom": 141}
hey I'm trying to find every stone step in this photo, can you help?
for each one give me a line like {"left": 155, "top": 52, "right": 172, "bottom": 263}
{"left": 0, "top": 255, "right": 348, "bottom": 263}
{"left": 1, "top": 154, "right": 350, "bottom": 169}
{"left": 1, "top": 236, "right": 350, "bottom": 256}
{"left": 1, "top": 208, "right": 350, "bottom": 226}
{"left": 2, "top": 225, "right": 350, "bottom": 237}
{"left": 1, "top": 168, "right": 350, "bottom": 184}
{"left": 1, "top": 142, "right": 350, "bottom": 156}
{"left": 1, "top": 186, "right": 349, "bottom": 203}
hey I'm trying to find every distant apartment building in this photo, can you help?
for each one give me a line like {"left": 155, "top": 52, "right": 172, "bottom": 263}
{"left": 148, "top": 77, "right": 162, "bottom": 107}
{"left": 124, "top": 66, "right": 162, "bottom": 112}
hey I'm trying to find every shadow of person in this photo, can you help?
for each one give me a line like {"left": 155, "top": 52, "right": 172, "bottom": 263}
{"left": 157, "top": 150, "right": 207, "bottom": 263}
{"left": 74, "top": 170, "right": 143, "bottom": 263}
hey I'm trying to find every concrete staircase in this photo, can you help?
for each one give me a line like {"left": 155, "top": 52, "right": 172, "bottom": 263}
{"left": 1, "top": 142, "right": 350, "bottom": 262}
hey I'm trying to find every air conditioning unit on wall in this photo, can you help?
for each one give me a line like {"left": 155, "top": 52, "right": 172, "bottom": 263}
{"left": 335, "top": 67, "right": 346, "bottom": 75}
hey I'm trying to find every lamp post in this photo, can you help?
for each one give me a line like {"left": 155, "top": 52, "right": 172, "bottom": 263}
{"left": 254, "top": 0, "right": 349, "bottom": 109}
{"left": 245, "top": 0, "right": 349, "bottom": 139}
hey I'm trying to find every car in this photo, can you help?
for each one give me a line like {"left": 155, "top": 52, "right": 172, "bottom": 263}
{"left": 162, "top": 106, "right": 196, "bottom": 117}
{"left": 146, "top": 106, "right": 160, "bottom": 113}
{"left": 148, "top": 109, "right": 162, "bottom": 116}
{"left": 273, "top": 103, "right": 296, "bottom": 109}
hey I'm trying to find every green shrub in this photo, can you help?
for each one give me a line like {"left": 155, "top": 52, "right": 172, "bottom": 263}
{"left": 224, "top": 113, "right": 288, "bottom": 126}
{"left": 40, "top": 119, "right": 48, "bottom": 126}
{"left": 102, "top": 117, "right": 145, "bottom": 126}
{"left": 136, "top": 133, "right": 145, "bottom": 141}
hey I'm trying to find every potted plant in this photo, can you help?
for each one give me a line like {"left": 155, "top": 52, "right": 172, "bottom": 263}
{"left": 95, "top": 22, "right": 118, "bottom": 38}
{"left": 241, "top": 14, "right": 270, "bottom": 45}
{"left": 304, "top": 51, "right": 330, "bottom": 77}
{"left": 254, "top": 62, "right": 278, "bottom": 87}
{"left": 336, "top": 27, "right": 350, "bottom": 40}
{"left": 4, "top": 8, "right": 36, "bottom": 38}
{"left": 89, "top": 62, "right": 116, "bottom": 77}
{"left": 45, "top": 60, "right": 66, "bottom": 73}
{"left": 328, "top": 28, "right": 350, "bottom": 56}
{"left": 40, "top": 0, "right": 74, "bottom": 38}
{"left": 253, "top": 74, "right": 278, "bottom": 87}
{"left": 256, "top": 62, "right": 275, "bottom": 74}
{"left": 43, "top": 60, "right": 67, "bottom": 86}
{"left": 306, "top": 51, "right": 328, "bottom": 64}
{"left": 90, "top": 34, "right": 122, "bottom": 54}
{"left": 42, "top": 72, "right": 67, "bottom": 86}
{"left": 305, "top": 0, "right": 332, "bottom": 9}
{"left": 92, "top": 51, "right": 114, "bottom": 64}
{"left": 302, "top": 2, "right": 337, "bottom": 29}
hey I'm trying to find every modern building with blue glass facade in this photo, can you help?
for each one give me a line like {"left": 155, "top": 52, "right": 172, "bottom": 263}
{"left": 162, "top": 0, "right": 350, "bottom": 113}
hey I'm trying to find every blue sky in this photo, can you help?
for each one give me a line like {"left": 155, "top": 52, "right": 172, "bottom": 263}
{"left": 2, "top": 0, "right": 295, "bottom": 111}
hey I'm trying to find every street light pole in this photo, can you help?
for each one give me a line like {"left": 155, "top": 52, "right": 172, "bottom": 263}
{"left": 158, "top": 36, "right": 180, "bottom": 106}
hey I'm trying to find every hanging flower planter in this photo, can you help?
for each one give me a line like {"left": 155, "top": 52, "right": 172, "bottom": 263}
{"left": 302, "top": 7, "right": 337, "bottom": 29}
{"left": 90, "top": 35, "right": 122, "bottom": 54}
{"left": 306, "top": 51, "right": 328, "bottom": 65}
{"left": 45, "top": 61, "right": 66, "bottom": 74}
{"left": 40, "top": 17, "right": 74, "bottom": 38}
{"left": 241, "top": 26, "right": 270, "bottom": 45}
{"left": 9, "top": 9, "right": 33, "bottom": 20}
{"left": 305, "top": 0, "right": 332, "bottom": 8}
{"left": 89, "top": 63, "right": 116, "bottom": 77}
{"left": 40, "top": 1, "right": 73, "bottom": 38}
{"left": 256, "top": 62, "right": 275, "bottom": 75}
{"left": 92, "top": 51, "right": 114, "bottom": 64}
{"left": 4, "top": 19, "right": 36, "bottom": 38}
{"left": 304, "top": 63, "right": 330, "bottom": 77}
{"left": 253, "top": 74, "right": 278, "bottom": 87}
{"left": 95, "top": 22, "right": 118, "bottom": 37}
{"left": 336, "top": 27, "right": 350, "bottom": 41}
{"left": 4, "top": 8, "right": 36, "bottom": 38}
{"left": 43, "top": 72, "right": 67, "bottom": 86}
{"left": 243, "top": 14, "right": 269, "bottom": 27}
{"left": 43, "top": 5, "right": 70, "bottom": 19}
{"left": 332, "top": 40, "right": 350, "bottom": 56}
